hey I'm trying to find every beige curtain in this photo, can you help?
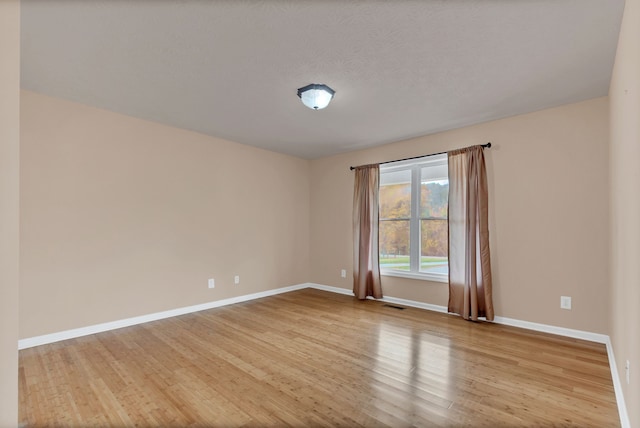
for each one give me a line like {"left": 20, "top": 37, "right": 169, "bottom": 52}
{"left": 447, "top": 146, "right": 494, "bottom": 321}
{"left": 353, "top": 164, "right": 383, "bottom": 300}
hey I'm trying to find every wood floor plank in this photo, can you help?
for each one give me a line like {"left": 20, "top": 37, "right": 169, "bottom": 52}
{"left": 19, "top": 288, "right": 620, "bottom": 427}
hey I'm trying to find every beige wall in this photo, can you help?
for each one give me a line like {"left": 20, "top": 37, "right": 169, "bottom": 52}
{"left": 610, "top": 0, "right": 640, "bottom": 425}
{"left": 19, "top": 91, "right": 310, "bottom": 338}
{"left": 0, "top": 0, "right": 20, "bottom": 425}
{"left": 310, "top": 97, "right": 610, "bottom": 334}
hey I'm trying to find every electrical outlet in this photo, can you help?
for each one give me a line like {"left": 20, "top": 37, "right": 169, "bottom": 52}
{"left": 234, "top": 275, "right": 240, "bottom": 285}
{"left": 560, "top": 296, "right": 571, "bottom": 310}
{"left": 208, "top": 278, "right": 215, "bottom": 289}
{"left": 626, "top": 360, "right": 630, "bottom": 384}
{"left": 341, "top": 269, "right": 347, "bottom": 278}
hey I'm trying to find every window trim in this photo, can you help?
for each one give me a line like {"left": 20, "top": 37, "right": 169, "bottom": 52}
{"left": 379, "top": 155, "right": 449, "bottom": 283}
{"left": 381, "top": 269, "right": 448, "bottom": 283}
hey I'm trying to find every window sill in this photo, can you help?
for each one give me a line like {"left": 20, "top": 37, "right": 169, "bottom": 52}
{"left": 380, "top": 270, "right": 448, "bottom": 283}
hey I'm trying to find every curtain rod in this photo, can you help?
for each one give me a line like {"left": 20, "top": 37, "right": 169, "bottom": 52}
{"left": 349, "top": 142, "right": 491, "bottom": 171}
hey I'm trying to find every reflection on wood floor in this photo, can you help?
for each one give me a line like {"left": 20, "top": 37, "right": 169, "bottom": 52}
{"left": 19, "top": 288, "right": 619, "bottom": 427}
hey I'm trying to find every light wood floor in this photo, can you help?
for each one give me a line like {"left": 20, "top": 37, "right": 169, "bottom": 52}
{"left": 19, "top": 288, "right": 619, "bottom": 427}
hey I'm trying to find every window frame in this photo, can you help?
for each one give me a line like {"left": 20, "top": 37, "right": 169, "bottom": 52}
{"left": 379, "top": 155, "right": 449, "bottom": 283}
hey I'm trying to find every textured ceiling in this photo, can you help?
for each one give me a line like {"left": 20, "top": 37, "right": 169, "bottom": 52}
{"left": 21, "top": 0, "right": 624, "bottom": 159}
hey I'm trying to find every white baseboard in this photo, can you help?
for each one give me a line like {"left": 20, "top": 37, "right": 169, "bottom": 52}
{"left": 605, "top": 337, "right": 631, "bottom": 428}
{"left": 18, "top": 283, "right": 308, "bottom": 350}
{"left": 18, "top": 281, "right": 629, "bottom": 427}
{"left": 376, "top": 294, "right": 449, "bottom": 314}
{"left": 306, "top": 284, "right": 449, "bottom": 314}
{"left": 491, "top": 315, "right": 609, "bottom": 344}
{"left": 307, "top": 283, "right": 353, "bottom": 296}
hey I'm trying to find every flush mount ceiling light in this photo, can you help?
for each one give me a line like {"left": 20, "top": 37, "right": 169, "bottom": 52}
{"left": 297, "top": 83, "right": 335, "bottom": 110}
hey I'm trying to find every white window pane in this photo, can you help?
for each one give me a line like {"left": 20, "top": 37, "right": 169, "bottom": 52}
{"left": 380, "top": 168, "right": 411, "bottom": 186}
{"left": 379, "top": 220, "right": 410, "bottom": 271}
{"left": 419, "top": 219, "right": 448, "bottom": 275}
{"left": 380, "top": 170, "right": 411, "bottom": 219}
{"left": 420, "top": 171, "right": 448, "bottom": 219}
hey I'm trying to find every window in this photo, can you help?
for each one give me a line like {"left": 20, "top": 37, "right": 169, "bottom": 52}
{"left": 379, "top": 154, "right": 449, "bottom": 282}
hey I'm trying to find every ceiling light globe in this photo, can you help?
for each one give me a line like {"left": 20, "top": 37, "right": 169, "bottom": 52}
{"left": 297, "top": 84, "right": 335, "bottom": 110}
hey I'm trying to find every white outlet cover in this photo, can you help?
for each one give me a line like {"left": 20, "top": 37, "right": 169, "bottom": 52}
{"left": 234, "top": 275, "right": 240, "bottom": 284}
{"left": 626, "top": 360, "right": 630, "bottom": 384}
{"left": 208, "top": 278, "right": 215, "bottom": 289}
{"left": 341, "top": 269, "right": 347, "bottom": 278}
{"left": 560, "top": 296, "right": 571, "bottom": 310}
